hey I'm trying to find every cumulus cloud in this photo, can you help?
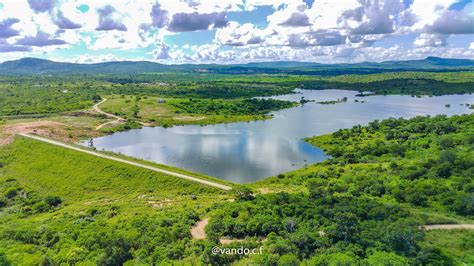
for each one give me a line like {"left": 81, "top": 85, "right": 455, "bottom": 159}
{"left": 54, "top": 11, "right": 81, "bottom": 29}
{"left": 27, "top": 0, "right": 55, "bottom": 13}
{"left": 0, "top": 18, "right": 20, "bottom": 38}
{"left": 168, "top": 12, "right": 228, "bottom": 32}
{"left": 337, "top": 0, "right": 406, "bottom": 35}
{"left": 428, "top": 10, "right": 474, "bottom": 34}
{"left": 347, "top": 35, "right": 376, "bottom": 48}
{"left": 288, "top": 31, "right": 346, "bottom": 47}
{"left": 16, "top": 31, "right": 67, "bottom": 47}
{"left": 153, "top": 43, "right": 170, "bottom": 60}
{"left": 150, "top": 3, "right": 168, "bottom": 28}
{"left": 413, "top": 34, "right": 446, "bottom": 47}
{"left": 96, "top": 5, "right": 127, "bottom": 31}
{"left": 280, "top": 12, "right": 311, "bottom": 27}
{"left": 215, "top": 22, "right": 265, "bottom": 46}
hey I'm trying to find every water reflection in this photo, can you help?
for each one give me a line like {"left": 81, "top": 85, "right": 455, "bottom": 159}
{"left": 85, "top": 90, "right": 473, "bottom": 183}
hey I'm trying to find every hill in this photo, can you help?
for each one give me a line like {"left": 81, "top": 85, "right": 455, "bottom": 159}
{"left": 0, "top": 57, "right": 473, "bottom": 75}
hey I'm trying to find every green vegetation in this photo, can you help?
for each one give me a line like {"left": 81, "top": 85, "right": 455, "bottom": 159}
{"left": 302, "top": 77, "right": 474, "bottom": 96}
{"left": 169, "top": 98, "right": 296, "bottom": 116}
{"left": 99, "top": 95, "right": 296, "bottom": 127}
{"left": 424, "top": 230, "right": 474, "bottom": 264}
{"left": 0, "top": 77, "right": 97, "bottom": 116}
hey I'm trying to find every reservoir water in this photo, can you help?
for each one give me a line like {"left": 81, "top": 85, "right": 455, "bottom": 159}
{"left": 84, "top": 90, "right": 473, "bottom": 183}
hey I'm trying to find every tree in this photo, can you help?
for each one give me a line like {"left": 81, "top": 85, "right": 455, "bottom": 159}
{"left": 92, "top": 95, "right": 102, "bottom": 103}
{"left": 278, "top": 254, "right": 300, "bottom": 266}
{"left": 365, "top": 251, "right": 409, "bottom": 265}
{"left": 233, "top": 187, "right": 254, "bottom": 201}
{"left": 44, "top": 196, "right": 62, "bottom": 207}
{"left": 330, "top": 212, "right": 360, "bottom": 242}
{"left": 415, "top": 246, "right": 454, "bottom": 266}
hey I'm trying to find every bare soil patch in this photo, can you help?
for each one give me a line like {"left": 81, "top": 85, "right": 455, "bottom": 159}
{"left": 2, "top": 121, "right": 65, "bottom": 145}
{"left": 191, "top": 218, "right": 209, "bottom": 240}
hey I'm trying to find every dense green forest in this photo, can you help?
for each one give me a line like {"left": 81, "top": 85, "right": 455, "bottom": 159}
{"left": 170, "top": 98, "right": 296, "bottom": 116}
{"left": 0, "top": 114, "right": 472, "bottom": 264}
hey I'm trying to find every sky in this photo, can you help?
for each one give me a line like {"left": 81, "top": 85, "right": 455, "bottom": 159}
{"left": 0, "top": 0, "right": 473, "bottom": 64}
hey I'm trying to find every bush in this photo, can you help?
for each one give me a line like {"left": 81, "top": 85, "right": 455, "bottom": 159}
{"left": 0, "top": 197, "right": 7, "bottom": 208}
{"left": 233, "top": 187, "right": 254, "bottom": 201}
{"left": 4, "top": 188, "right": 17, "bottom": 199}
{"left": 448, "top": 193, "right": 474, "bottom": 216}
{"left": 44, "top": 196, "right": 62, "bottom": 207}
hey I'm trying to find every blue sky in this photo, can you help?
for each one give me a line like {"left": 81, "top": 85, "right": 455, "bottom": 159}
{"left": 0, "top": 0, "right": 472, "bottom": 64}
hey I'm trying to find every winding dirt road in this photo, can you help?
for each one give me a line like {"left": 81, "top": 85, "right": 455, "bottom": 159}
{"left": 19, "top": 133, "right": 232, "bottom": 191}
{"left": 93, "top": 98, "right": 126, "bottom": 130}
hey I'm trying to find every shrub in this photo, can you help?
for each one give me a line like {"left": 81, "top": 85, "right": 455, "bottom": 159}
{"left": 44, "top": 196, "right": 62, "bottom": 207}
{"left": 0, "top": 197, "right": 7, "bottom": 208}
{"left": 233, "top": 187, "right": 254, "bottom": 201}
{"left": 4, "top": 188, "right": 17, "bottom": 199}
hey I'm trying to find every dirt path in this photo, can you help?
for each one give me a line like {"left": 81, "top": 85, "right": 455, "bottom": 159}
{"left": 19, "top": 133, "right": 232, "bottom": 191}
{"left": 422, "top": 224, "right": 474, "bottom": 230}
{"left": 191, "top": 218, "right": 209, "bottom": 240}
{"left": 92, "top": 98, "right": 126, "bottom": 130}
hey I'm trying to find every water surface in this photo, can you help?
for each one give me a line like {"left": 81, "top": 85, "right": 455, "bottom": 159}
{"left": 85, "top": 90, "right": 473, "bottom": 183}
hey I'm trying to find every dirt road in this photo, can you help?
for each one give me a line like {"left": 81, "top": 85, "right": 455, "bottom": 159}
{"left": 19, "top": 133, "right": 232, "bottom": 191}
{"left": 422, "top": 224, "right": 474, "bottom": 230}
{"left": 92, "top": 98, "right": 126, "bottom": 130}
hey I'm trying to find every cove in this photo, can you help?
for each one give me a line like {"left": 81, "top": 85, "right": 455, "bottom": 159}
{"left": 84, "top": 90, "right": 473, "bottom": 183}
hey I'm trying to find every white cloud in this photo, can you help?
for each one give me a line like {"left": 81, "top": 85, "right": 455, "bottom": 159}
{"left": 215, "top": 21, "right": 266, "bottom": 46}
{"left": 0, "top": 0, "right": 472, "bottom": 63}
{"left": 413, "top": 34, "right": 446, "bottom": 47}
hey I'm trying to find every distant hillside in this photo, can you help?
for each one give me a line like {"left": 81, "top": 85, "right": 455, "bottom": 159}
{"left": 0, "top": 57, "right": 473, "bottom": 75}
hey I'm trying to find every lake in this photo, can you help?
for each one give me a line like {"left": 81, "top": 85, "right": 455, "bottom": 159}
{"left": 84, "top": 90, "right": 473, "bottom": 183}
